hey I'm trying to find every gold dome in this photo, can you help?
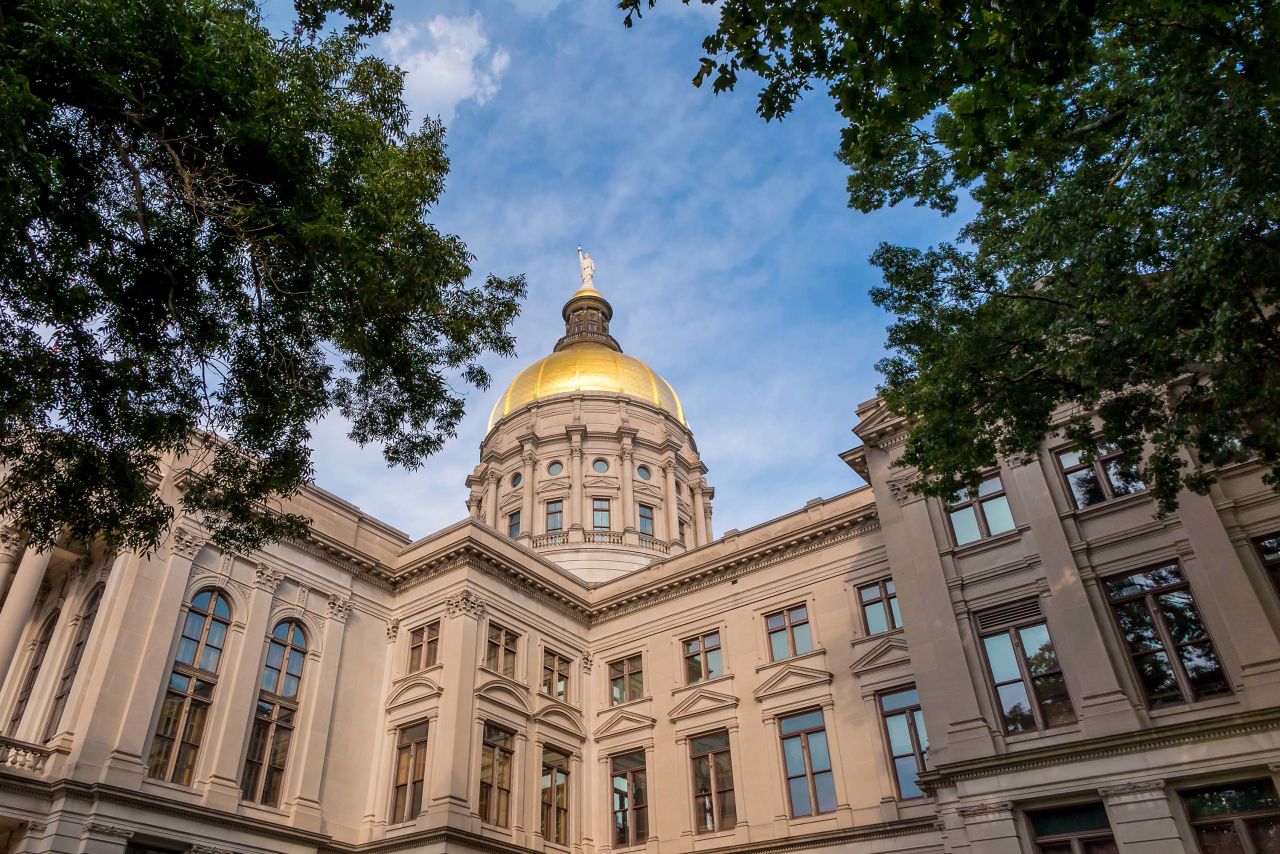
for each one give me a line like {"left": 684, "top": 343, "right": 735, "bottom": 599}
{"left": 488, "top": 342, "right": 686, "bottom": 430}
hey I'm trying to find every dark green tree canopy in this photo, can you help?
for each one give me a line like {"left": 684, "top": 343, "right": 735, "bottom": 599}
{"left": 1, "top": 0, "right": 524, "bottom": 553}
{"left": 623, "top": 0, "right": 1280, "bottom": 511}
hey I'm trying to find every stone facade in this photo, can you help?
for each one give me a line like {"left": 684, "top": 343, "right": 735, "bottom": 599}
{"left": 1, "top": 274, "right": 1280, "bottom": 854}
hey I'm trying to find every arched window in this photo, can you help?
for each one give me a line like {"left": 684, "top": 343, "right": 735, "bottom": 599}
{"left": 7, "top": 611, "right": 59, "bottom": 736}
{"left": 242, "top": 620, "right": 307, "bottom": 806}
{"left": 146, "top": 588, "right": 231, "bottom": 785}
{"left": 43, "top": 584, "right": 104, "bottom": 740}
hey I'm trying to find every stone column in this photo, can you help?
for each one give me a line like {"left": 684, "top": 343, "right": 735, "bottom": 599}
{"left": 704, "top": 503, "right": 713, "bottom": 542}
{"left": 692, "top": 483, "right": 707, "bottom": 547}
{"left": 568, "top": 439, "right": 584, "bottom": 543}
{"left": 468, "top": 496, "right": 482, "bottom": 520}
{"left": 1099, "top": 780, "right": 1188, "bottom": 854}
{"left": 200, "top": 565, "right": 282, "bottom": 808}
{"left": 0, "top": 546, "right": 53, "bottom": 686}
{"left": 520, "top": 450, "right": 536, "bottom": 544}
{"left": 485, "top": 471, "right": 499, "bottom": 530}
{"left": 425, "top": 591, "right": 486, "bottom": 827}
{"left": 286, "top": 593, "right": 352, "bottom": 830}
{"left": 620, "top": 444, "right": 636, "bottom": 544}
{"left": 662, "top": 460, "right": 680, "bottom": 548}
{"left": 956, "top": 802, "right": 1022, "bottom": 854}
{"left": 0, "top": 527, "right": 24, "bottom": 609}
{"left": 362, "top": 618, "right": 402, "bottom": 834}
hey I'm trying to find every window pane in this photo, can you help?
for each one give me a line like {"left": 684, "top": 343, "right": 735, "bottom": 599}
{"left": 691, "top": 731, "right": 730, "bottom": 753}
{"left": 894, "top": 756, "right": 923, "bottom": 798}
{"left": 982, "top": 495, "right": 1015, "bottom": 535}
{"left": 706, "top": 649, "right": 723, "bottom": 679}
{"left": 864, "top": 602, "right": 888, "bottom": 635}
{"left": 860, "top": 584, "right": 882, "bottom": 603}
{"left": 912, "top": 709, "right": 928, "bottom": 755}
{"left": 1134, "top": 651, "right": 1182, "bottom": 705}
{"left": 890, "top": 597, "right": 903, "bottom": 628}
{"left": 1248, "top": 816, "right": 1280, "bottom": 852}
{"left": 1194, "top": 824, "right": 1247, "bottom": 854}
{"left": 814, "top": 771, "right": 836, "bottom": 812}
{"left": 692, "top": 755, "right": 711, "bottom": 794}
{"left": 780, "top": 710, "right": 824, "bottom": 734}
{"left": 977, "top": 476, "right": 1002, "bottom": 497}
{"left": 1184, "top": 780, "right": 1279, "bottom": 818}
{"left": 791, "top": 623, "right": 813, "bottom": 654}
{"left": 983, "top": 633, "right": 1021, "bottom": 683}
{"left": 781, "top": 736, "right": 806, "bottom": 776}
{"left": 807, "top": 732, "right": 830, "bottom": 772}
{"left": 719, "top": 787, "right": 737, "bottom": 827}
{"left": 1066, "top": 467, "right": 1106, "bottom": 507}
{"left": 997, "top": 682, "right": 1036, "bottom": 733}
{"left": 788, "top": 777, "right": 813, "bottom": 817}
{"left": 1030, "top": 802, "right": 1112, "bottom": 836}
{"left": 1180, "top": 642, "right": 1229, "bottom": 698}
{"left": 1032, "top": 673, "right": 1077, "bottom": 726}
{"left": 1018, "top": 624, "right": 1058, "bottom": 674}
{"left": 1057, "top": 449, "right": 1084, "bottom": 469}
{"left": 880, "top": 688, "right": 920, "bottom": 712}
{"left": 885, "top": 713, "right": 913, "bottom": 755}
{"left": 769, "top": 630, "right": 790, "bottom": 661}
{"left": 1114, "top": 601, "right": 1163, "bottom": 652}
{"left": 1158, "top": 590, "right": 1208, "bottom": 644}
{"left": 1103, "top": 457, "right": 1144, "bottom": 496}
{"left": 685, "top": 655, "right": 702, "bottom": 684}
{"left": 950, "top": 506, "right": 981, "bottom": 545}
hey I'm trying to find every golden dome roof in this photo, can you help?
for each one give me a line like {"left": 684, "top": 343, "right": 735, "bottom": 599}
{"left": 488, "top": 341, "right": 686, "bottom": 430}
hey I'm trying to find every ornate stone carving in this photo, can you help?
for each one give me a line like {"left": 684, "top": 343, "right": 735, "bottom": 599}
{"left": 171, "top": 526, "right": 203, "bottom": 559}
{"left": 0, "top": 527, "right": 23, "bottom": 558}
{"left": 386, "top": 618, "right": 400, "bottom": 643}
{"left": 885, "top": 474, "right": 923, "bottom": 507}
{"left": 190, "top": 846, "right": 235, "bottom": 854}
{"left": 254, "top": 563, "right": 285, "bottom": 592}
{"left": 958, "top": 801, "right": 1014, "bottom": 820}
{"left": 327, "top": 593, "right": 353, "bottom": 622}
{"left": 445, "top": 590, "right": 486, "bottom": 619}
{"left": 82, "top": 822, "right": 134, "bottom": 839}
{"left": 582, "top": 652, "right": 594, "bottom": 673}
{"left": 524, "top": 450, "right": 538, "bottom": 466}
{"left": 1099, "top": 779, "right": 1166, "bottom": 799}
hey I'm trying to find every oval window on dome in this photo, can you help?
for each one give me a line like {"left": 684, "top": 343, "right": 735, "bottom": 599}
{"left": 548, "top": 461, "right": 564, "bottom": 476}
{"left": 593, "top": 459, "right": 609, "bottom": 474}
{"left": 511, "top": 472, "right": 522, "bottom": 488}
{"left": 636, "top": 465, "right": 651, "bottom": 481}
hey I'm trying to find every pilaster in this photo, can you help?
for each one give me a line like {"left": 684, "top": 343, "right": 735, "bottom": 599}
{"left": 0, "top": 546, "right": 54, "bottom": 686}
{"left": 425, "top": 590, "right": 487, "bottom": 827}
{"left": 1099, "top": 780, "right": 1188, "bottom": 854}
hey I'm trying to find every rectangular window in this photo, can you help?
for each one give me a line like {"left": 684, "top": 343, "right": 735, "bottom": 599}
{"left": 1103, "top": 563, "right": 1229, "bottom": 706}
{"left": 241, "top": 699, "right": 294, "bottom": 806}
{"left": 948, "top": 475, "right": 1016, "bottom": 544}
{"left": 690, "top": 730, "right": 736, "bottom": 833}
{"left": 1181, "top": 779, "right": 1280, "bottom": 854}
{"left": 541, "top": 747, "right": 571, "bottom": 845}
{"left": 609, "top": 654, "right": 644, "bottom": 705}
{"left": 1028, "top": 802, "right": 1117, "bottom": 854}
{"left": 1254, "top": 533, "right": 1280, "bottom": 591}
{"left": 541, "top": 649, "right": 571, "bottom": 700}
{"left": 546, "top": 500, "right": 564, "bottom": 533}
{"left": 593, "top": 498, "right": 611, "bottom": 530}
{"left": 765, "top": 605, "right": 813, "bottom": 661}
{"left": 508, "top": 511, "right": 522, "bottom": 538}
{"left": 1057, "top": 445, "right": 1145, "bottom": 509}
{"left": 879, "top": 687, "right": 929, "bottom": 799}
{"left": 977, "top": 604, "right": 1076, "bottom": 734}
{"left": 611, "top": 750, "right": 648, "bottom": 847}
{"left": 390, "top": 721, "right": 429, "bottom": 824}
{"left": 485, "top": 623, "right": 520, "bottom": 679}
{"left": 638, "top": 504, "right": 655, "bottom": 536}
{"left": 683, "top": 632, "right": 724, "bottom": 684}
{"left": 778, "top": 709, "right": 836, "bottom": 817}
{"left": 479, "top": 724, "right": 515, "bottom": 828}
{"left": 408, "top": 622, "right": 440, "bottom": 673}
{"left": 859, "top": 580, "right": 902, "bottom": 635}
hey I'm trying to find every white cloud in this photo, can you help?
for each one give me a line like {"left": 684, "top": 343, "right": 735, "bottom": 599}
{"left": 381, "top": 14, "right": 511, "bottom": 123}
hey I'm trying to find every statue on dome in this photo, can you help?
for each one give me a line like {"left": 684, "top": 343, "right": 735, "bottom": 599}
{"left": 577, "top": 246, "right": 596, "bottom": 290}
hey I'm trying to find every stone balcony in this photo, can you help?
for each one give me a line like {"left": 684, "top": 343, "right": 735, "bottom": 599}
{"left": 0, "top": 736, "right": 49, "bottom": 775}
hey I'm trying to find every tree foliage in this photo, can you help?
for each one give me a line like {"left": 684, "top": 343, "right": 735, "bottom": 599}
{"left": 622, "top": 0, "right": 1280, "bottom": 511}
{"left": 1, "top": 0, "right": 525, "bottom": 553}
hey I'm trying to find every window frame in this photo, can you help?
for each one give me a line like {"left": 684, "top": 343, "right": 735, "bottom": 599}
{"left": 508, "top": 510, "right": 522, "bottom": 539}
{"left": 1056, "top": 444, "right": 1145, "bottom": 510}
{"left": 242, "top": 620, "right": 308, "bottom": 807}
{"left": 1027, "top": 802, "right": 1117, "bottom": 854}
{"left": 546, "top": 499, "right": 564, "bottom": 533}
{"left": 947, "top": 474, "right": 1016, "bottom": 545}
{"left": 1252, "top": 533, "right": 1280, "bottom": 591}
{"left": 593, "top": 497, "right": 611, "bottom": 531}
{"left": 610, "top": 749, "right": 649, "bottom": 848}
{"left": 45, "top": 585, "right": 105, "bottom": 741}
{"left": 1102, "top": 562, "right": 1230, "bottom": 707}
{"left": 485, "top": 623, "right": 520, "bottom": 679}
{"left": 389, "top": 720, "right": 429, "bottom": 824}
{"left": 689, "top": 729, "right": 736, "bottom": 834}
{"left": 408, "top": 621, "right": 440, "bottom": 673}
{"left": 541, "top": 745, "right": 571, "bottom": 845}
{"left": 878, "top": 687, "right": 930, "bottom": 801}
{"left": 765, "top": 604, "right": 814, "bottom": 662}
{"left": 777, "top": 709, "right": 837, "bottom": 818}
{"left": 608, "top": 654, "right": 644, "bottom": 705}
{"left": 479, "top": 722, "right": 516, "bottom": 828}
{"left": 858, "top": 579, "right": 902, "bottom": 636}
{"left": 1180, "top": 778, "right": 1280, "bottom": 854}
{"left": 638, "top": 504, "right": 655, "bottom": 536}
{"left": 682, "top": 631, "right": 724, "bottom": 684}
{"left": 8, "top": 611, "right": 59, "bottom": 736}
{"left": 977, "top": 616, "right": 1076, "bottom": 734}
{"left": 541, "top": 648, "right": 572, "bottom": 700}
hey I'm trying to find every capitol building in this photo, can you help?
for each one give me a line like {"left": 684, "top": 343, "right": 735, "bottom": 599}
{"left": 2, "top": 255, "right": 1280, "bottom": 854}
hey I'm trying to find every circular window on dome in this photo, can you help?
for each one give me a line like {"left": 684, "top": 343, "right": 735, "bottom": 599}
{"left": 593, "top": 458, "right": 609, "bottom": 474}
{"left": 548, "top": 461, "right": 564, "bottom": 476}
{"left": 511, "top": 472, "right": 523, "bottom": 488}
{"left": 636, "top": 465, "right": 651, "bottom": 481}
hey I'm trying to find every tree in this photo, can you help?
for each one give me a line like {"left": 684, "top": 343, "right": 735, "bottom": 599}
{"left": 0, "top": 0, "right": 524, "bottom": 553}
{"left": 622, "top": 0, "right": 1280, "bottom": 512}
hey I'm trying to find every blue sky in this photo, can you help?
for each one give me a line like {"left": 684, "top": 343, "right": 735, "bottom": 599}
{"left": 276, "top": 0, "right": 964, "bottom": 539}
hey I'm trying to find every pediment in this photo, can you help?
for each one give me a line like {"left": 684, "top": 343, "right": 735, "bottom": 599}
{"left": 669, "top": 688, "right": 739, "bottom": 723}
{"left": 851, "top": 635, "right": 910, "bottom": 676}
{"left": 584, "top": 476, "right": 619, "bottom": 490}
{"left": 386, "top": 675, "right": 443, "bottom": 711}
{"left": 499, "top": 492, "right": 523, "bottom": 513}
{"left": 753, "top": 664, "right": 833, "bottom": 701}
{"left": 592, "top": 709, "right": 656, "bottom": 740}
{"left": 536, "top": 477, "right": 571, "bottom": 494}
{"left": 476, "top": 679, "right": 532, "bottom": 715}
{"left": 534, "top": 704, "right": 587, "bottom": 739}
{"left": 633, "top": 483, "right": 663, "bottom": 501}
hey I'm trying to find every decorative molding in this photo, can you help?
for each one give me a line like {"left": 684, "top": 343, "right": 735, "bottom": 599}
{"left": 446, "top": 590, "right": 486, "bottom": 619}
{"left": 0, "top": 527, "right": 22, "bottom": 558}
{"left": 957, "top": 801, "right": 1013, "bottom": 820}
{"left": 25, "top": 821, "right": 45, "bottom": 833}
{"left": 885, "top": 474, "right": 922, "bottom": 507}
{"left": 254, "top": 563, "right": 285, "bottom": 592}
{"left": 327, "top": 594, "right": 353, "bottom": 622}
{"left": 82, "top": 821, "right": 134, "bottom": 839}
{"left": 171, "top": 526, "right": 204, "bottom": 559}
{"left": 582, "top": 652, "right": 593, "bottom": 674}
{"left": 190, "top": 846, "right": 236, "bottom": 854}
{"left": 1099, "top": 779, "right": 1167, "bottom": 798}
{"left": 386, "top": 619, "right": 400, "bottom": 643}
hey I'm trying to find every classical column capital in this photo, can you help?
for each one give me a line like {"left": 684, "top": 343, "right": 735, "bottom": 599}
{"left": 254, "top": 563, "right": 286, "bottom": 592}
{"left": 620, "top": 446, "right": 633, "bottom": 461}
{"left": 524, "top": 451, "right": 538, "bottom": 466}
{"left": 570, "top": 446, "right": 583, "bottom": 460}
{"left": 81, "top": 822, "right": 134, "bottom": 840}
{"left": 386, "top": 618, "right": 400, "bottom": 643}
{"left": 327, "top": 593, "right": 353, "bottom": 622}
{"left": 446, "top": 590, "right": 486, "bottom": 620}
{"left": 170, "top": 525, "right": 204, "bottom": 559}
{"left": 662, "top": 459, "right": 676, "bottom": 473}
{"left": 1099, "top": 779, "right": 1167, "bottom": 800}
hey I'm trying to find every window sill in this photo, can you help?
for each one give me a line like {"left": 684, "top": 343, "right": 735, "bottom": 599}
{"left": 786, "top": 810, "right": 840, "bottom": 826}
{"left": 478, "top": 666, "right": 525, "bottom": 687}
{"left": 692, "top": 828, "right": 736, "bottom": 841}
{"left": 607, "top": 695, "right": 653, "bottom": 711}
{"left": 1147, "top": 692, "right": 1238, "bottom": 720}
{"left": 1001, "top": 723, "right": 1082, "bottom": 746}
{"left": 852, "top": 626, "right": 905, "bottom": 646}
{"left": 941, "top": 525, "right": 1029, "bottom": 558}
{"left": 238, "top": 800, "right": 289, "bottom": 819}
{"left": 1058, "top": 488, "right": 1152, "bottom": 522}
{"left": 672, "top": 674, "right": 733, "bottom": 697}
{"left": 755, "top": 648, "right": 826, "bottom": 673}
